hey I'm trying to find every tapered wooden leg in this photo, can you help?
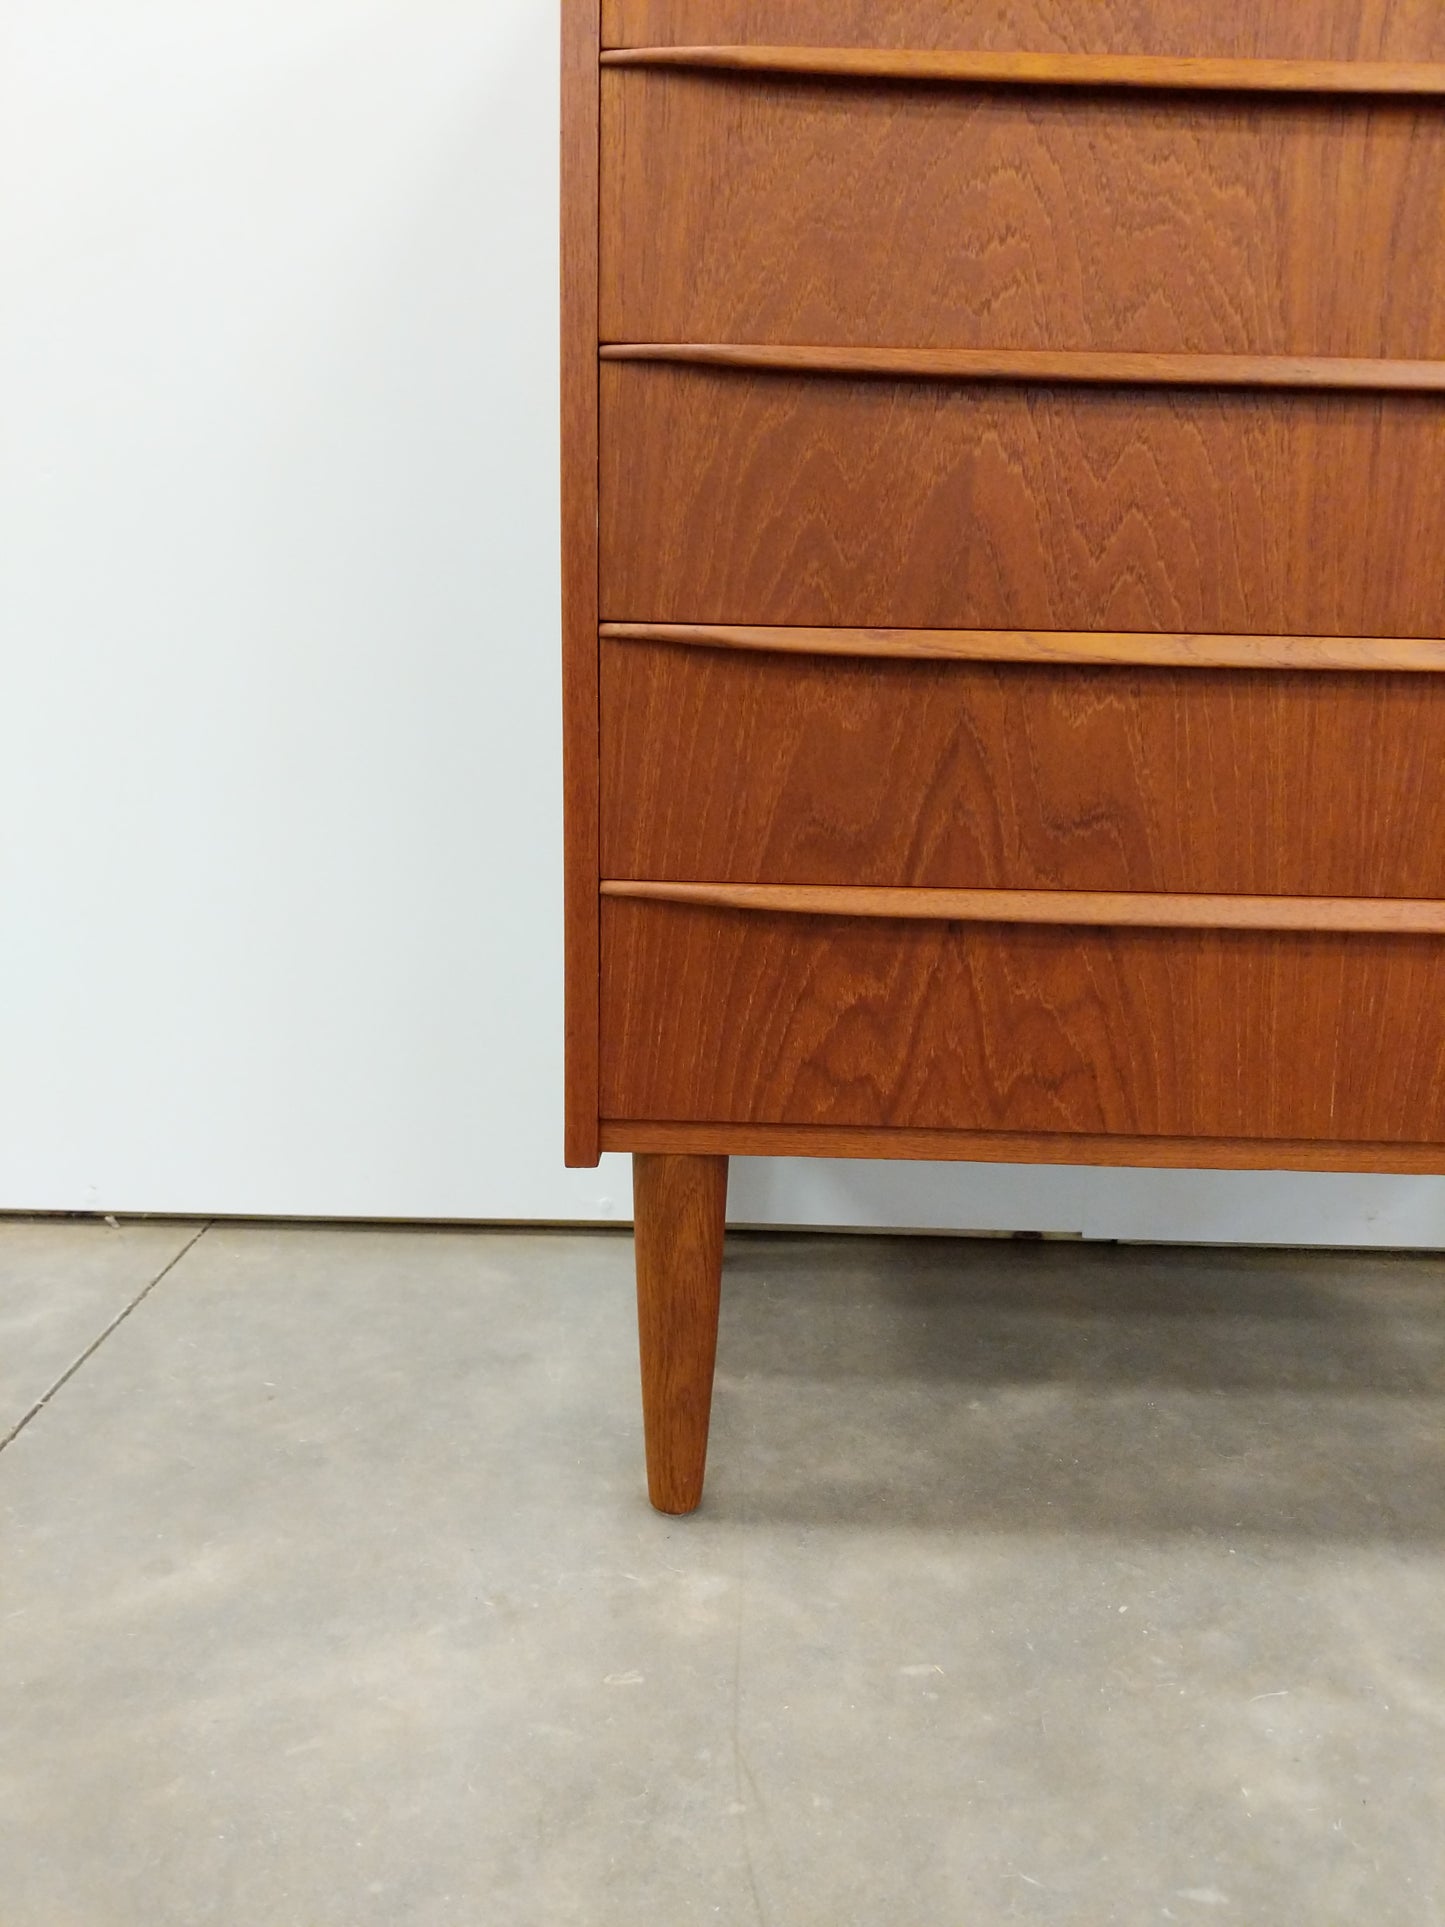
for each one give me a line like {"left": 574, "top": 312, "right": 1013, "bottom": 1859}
{"left": 632, "top": 1152, "right": 729, "bottom": 1515}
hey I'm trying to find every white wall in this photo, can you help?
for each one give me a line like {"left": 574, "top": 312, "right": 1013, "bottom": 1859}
{"left": 2, "top": 1, "right": 1442, "bottom": 1246}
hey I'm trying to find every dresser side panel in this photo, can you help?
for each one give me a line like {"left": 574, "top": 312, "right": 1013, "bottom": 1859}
{"left": 562, "top": 0, "right": 603, "bottom": 1164}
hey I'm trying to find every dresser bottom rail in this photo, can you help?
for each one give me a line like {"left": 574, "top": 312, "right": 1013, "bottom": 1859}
{"left": 601, "top": 1121, "right": 1445, "bottom": 1176}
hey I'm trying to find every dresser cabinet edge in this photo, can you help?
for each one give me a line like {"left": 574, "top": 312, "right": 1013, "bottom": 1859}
{"left": 600, "top": 1122, "right": 1445, "bottom": 1177}
{"left": 562, "top": 0, "right": 603, "bottom": 1165}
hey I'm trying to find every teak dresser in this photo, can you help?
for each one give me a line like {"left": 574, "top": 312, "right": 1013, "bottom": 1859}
{"left": 561, "top": 0, "right": 1445, "bottom": 1512}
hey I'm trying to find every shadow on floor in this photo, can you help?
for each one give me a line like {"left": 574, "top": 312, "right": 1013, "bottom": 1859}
{"left": 704, "top": 1233, "right": 1445, "bottom": 1542}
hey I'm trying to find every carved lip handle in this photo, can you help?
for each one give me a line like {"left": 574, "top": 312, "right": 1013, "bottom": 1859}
{"left": 601, "top": 342, "right": 1445, "bottom": 395}
{"left": 601, "top": 45, "right": 1445, "bottom": 98}
{"left": 603, "top": 880, "right": 1445, "bottom": 936}
{"left": 600, "top": 623, "right": 1445, "bottom": 675}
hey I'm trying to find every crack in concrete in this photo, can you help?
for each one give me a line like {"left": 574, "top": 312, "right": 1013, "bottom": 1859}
{"left": 0, "top": 1220, "right": 213, "bottom": 1454}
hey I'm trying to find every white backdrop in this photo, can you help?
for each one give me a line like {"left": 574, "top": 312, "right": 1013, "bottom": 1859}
{"left": 2, "top": 0, "right": 1442, "bottom": 1246}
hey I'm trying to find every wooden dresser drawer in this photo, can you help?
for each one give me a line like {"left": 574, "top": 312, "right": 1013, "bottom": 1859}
{"left": 602, "top": 70, "right": 1445, "bottom": 356}
{"left": 600, "top": 363, "right": 1445, "bottom": 635}
{"left": 600, "top": 896, "right": 1445, "bottom": 1144}
{"left": 600, "top": 636, "right": 1445, "bottom": 897}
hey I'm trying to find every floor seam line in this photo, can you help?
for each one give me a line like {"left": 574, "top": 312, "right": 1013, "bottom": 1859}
{"left": 0, "top": 1220, "right": 214, "bottom": 1455}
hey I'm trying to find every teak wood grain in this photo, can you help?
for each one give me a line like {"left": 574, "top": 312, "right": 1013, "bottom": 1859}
{"left": 602, "top": 623, "right": 1445, "bottom": 673}
{"left": 560, "top": 0, "right": 601, "bottom": 1166}
{"left": 600, "top": 899, "right": 1445, "bottom": 1146}
{"left": 600, "top": 641, "right": 1445, "bottom": 898}
{"left": 600, "top": 364, "right": 1445, "bottom": 637}
{"left": 602, "top": 1, "right": 1445, "bottom": 62}
{"left": 632, "top": 1151, "right": 729, "bottom": 1513}
{"left": 602, "top": 77, "right": 1445, "bottom": 358}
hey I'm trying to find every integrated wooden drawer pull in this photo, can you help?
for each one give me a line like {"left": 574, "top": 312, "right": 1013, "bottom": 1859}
{"left": 601, "top": 344, "right": 1445, "bottom": 396}
{"left": 600, "top": 46, "right": 1445, "bottom": 98}
{"left": 602, "top": 881, "right": 1445, "bottom": 936}
{"left": 602, "top": 624, "right": 1445, "bottom": 674}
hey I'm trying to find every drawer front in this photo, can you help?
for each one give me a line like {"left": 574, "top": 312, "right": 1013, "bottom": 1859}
{"left": 603, "top": 2, "right": 1445, "bottom": 60}
{"left": 600, "top": 639, "right": 1445, "bottom": 897}
{"left": 600, "top": 365, "right": 1445, "bottom": 635}
{"left": 602, "top": 73, "right": 1445, "bottom": 357}
{"left": 600, "top": 898, "right": 1445, "bottom": 1143}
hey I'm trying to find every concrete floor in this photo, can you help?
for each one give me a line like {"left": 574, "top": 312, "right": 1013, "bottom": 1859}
{"left": 2, "top": 1222, "right": 1444, "bottom": 1926}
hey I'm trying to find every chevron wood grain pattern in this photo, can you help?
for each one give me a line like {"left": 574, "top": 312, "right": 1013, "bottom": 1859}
{"left": 601, "top": 78, "right": 1445, "bottom": 358}
{"left": 599, "top": 363, "right": 1445, "bottom": 637}
{"left": 599, "top": 641, "right": 1445, "bottom": 896}
{"left": 601, "top": 1, "right": 1445, "bottom": 61}
{"left": 599, "top": 898, "right": 1445, "bottom": 1143}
